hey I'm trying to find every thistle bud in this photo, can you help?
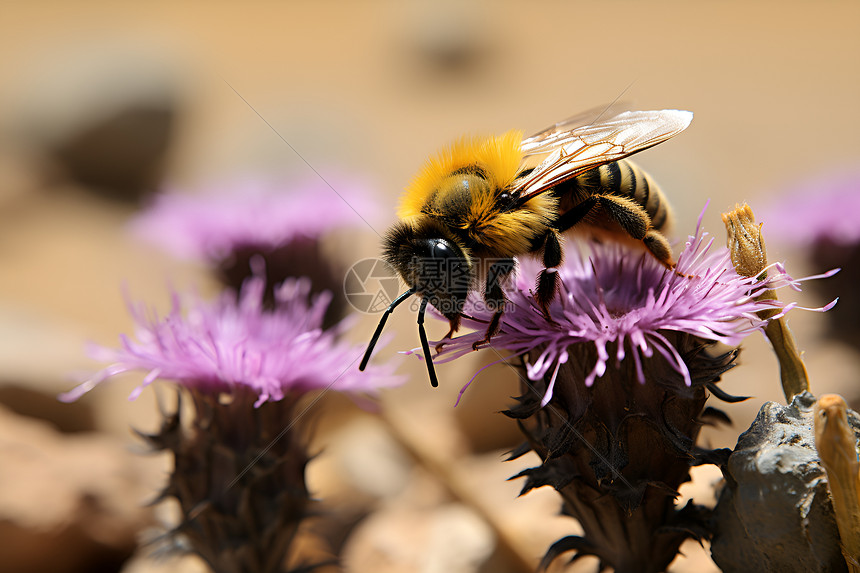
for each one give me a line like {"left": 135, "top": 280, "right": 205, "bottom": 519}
{"left": 722, "top": 202, "right": 768, "bottom": 280}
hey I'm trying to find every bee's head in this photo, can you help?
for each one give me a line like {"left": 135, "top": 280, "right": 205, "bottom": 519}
{"left": 383, "top": 219, "right": 472, "bottom": 321}
{"left": 359, "top": 219, "right": 472, "bottom": 388}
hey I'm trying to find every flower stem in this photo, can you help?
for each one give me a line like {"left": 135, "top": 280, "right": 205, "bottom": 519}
{"left": 762, "top": 306, "right": 810, "bottom": 402}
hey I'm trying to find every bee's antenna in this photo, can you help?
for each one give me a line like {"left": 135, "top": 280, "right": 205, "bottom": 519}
{"left": 416, "top": 297, "right": 439, "bottom": 388}
{"left": 360, "top": 288, "right": 415, "bottom": 371}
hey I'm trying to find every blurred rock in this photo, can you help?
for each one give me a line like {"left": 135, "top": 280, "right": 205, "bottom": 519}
{"left": 0, "top": 306, "right": 98, "bottom": 433}
{"left": 50, "top": 103, "right": 175, "bottom": 200}
{"left": 342, "top": 502, "right": 494, "bottom": 573}
{"left": 0, "top": 384, "right": 94, "bottom": 433}
{"left": 0, "top": 404, "right": 159, "bottom": 573}
{"left": 2, "top": 37, "right": 182, "bottom": 201}
{"left": 395, "top": 0, "right": 494, "bottom": 77}
{"left": 320, "top": 415, "right": 412, "bottom": 501}
{"left": 711, "top": 391, "right": 852, "bottom": 572}
{"left": 121, "top": 552, "right": 209, "bottom": 573}
{"left": 303, "top": 413, "right": 414, "bottom": 563}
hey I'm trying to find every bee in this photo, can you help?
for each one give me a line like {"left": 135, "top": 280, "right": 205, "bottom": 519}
{"left": 359, "top": 108, "right": 693, "bottom": 387}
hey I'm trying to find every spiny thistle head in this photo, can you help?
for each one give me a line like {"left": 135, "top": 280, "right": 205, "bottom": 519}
{"left": 62, "top": 275, "right": 402, "bottom": 573}
{"left": 61, "top": 275, "right": 403, "bottom": 406}
{"left": 130, "top": 177, "right": 379, "bottom": 325}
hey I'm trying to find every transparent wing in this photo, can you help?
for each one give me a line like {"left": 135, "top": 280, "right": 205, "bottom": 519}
{"left": 520, "top": 101, "right": 633, "bottom": 158}
{"left": 513, "top": 109, "right": 693, "bottom": 202}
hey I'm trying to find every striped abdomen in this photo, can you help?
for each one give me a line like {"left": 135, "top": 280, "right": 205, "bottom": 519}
{"left": 561, "top": 159, "right": 673, "bottom": 232}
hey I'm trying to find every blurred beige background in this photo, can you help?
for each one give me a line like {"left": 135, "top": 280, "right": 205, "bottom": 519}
{"left": 0, "top": 2, "right": 858, "bottom": 572}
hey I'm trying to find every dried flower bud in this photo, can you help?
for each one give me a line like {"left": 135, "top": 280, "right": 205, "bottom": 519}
{"left": 815, "top": 394, "right": 860, "bottom": 571}
{"left": 721, "top": 203, "right": 810, "bottom": 402}
{"left": 722, "top": 203, "right": 768, "bottom": 279}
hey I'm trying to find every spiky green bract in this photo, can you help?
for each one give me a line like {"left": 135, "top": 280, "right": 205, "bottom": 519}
{"left": 140, "top": 387, "right": 324, "bottom": 573}
{"left": 506, "top": 333, "right": 736, "bottom": 573}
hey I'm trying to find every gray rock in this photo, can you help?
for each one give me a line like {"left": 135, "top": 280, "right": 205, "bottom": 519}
{"left": 711, "top": 391, "right": 857, "bottom": 572}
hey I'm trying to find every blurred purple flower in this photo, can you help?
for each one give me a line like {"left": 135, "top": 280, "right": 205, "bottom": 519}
{"left": 130, "top": 177, "right": 378, "bottom": 262}
{"left": 61, "top": 276, "right": 402, "bottom": 406}
{"left": 68, "top": 180, "right": 396, "bottom": 571}
{"left": 435, "top": 208, "right": 834, "bottom": 405}
{"left": 758, "top": 167, "right": 859, "bottom": 349}
{"left": 759, "top": 167, "right": 860, "bottom": 247}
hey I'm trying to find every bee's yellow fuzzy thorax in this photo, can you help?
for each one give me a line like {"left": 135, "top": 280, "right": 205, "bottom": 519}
{"left": 398, "top": 130, "right": 524, "bottom": 220}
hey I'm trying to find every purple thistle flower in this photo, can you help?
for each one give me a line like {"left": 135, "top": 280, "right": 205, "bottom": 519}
{"left": 61, "top": 276, "right": 402, "bottom": 573}
{"left": 435, "top": 207, "right": 834, "bottom": 406}
{"left": 66, "top": 178, "right": 394, "bottom": 572}
{"left": 130, "top": 176, "right": 377, "bottom": 262}
{"left": 427, "top": 206, "right": 835, "bottom": 572}
{"left": 61, "top": 275, "right": 402, "bottom": 407}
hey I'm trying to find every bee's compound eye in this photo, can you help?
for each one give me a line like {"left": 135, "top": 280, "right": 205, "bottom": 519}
{"left": 431, "top": 240, "right": 455, "bottom": 259}
{"left": 499, "top": 192, "right": 511, "bottom": 202}
{"left": 427, "top": 239, "right": 465, "bottom": 274}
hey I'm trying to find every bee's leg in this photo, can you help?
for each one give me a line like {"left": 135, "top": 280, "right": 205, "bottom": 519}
{"left": 535, "top": 230, "right": 563, "bottom": 318}
{"left": 643, "top": 229, "right": 676, "bottom": 270}
{"left": 436, "top": 314, "right": 461, "bottom": 353}
{"left": 596, "top": 194, "right": 650, "bottom": 240}
{"left": 596, "top": 195, "right": 686, "bottom": 274}
{"left": 473, "top": 258, "right": 515, "bottom": 350}
{"left": 442, "top": 319, "right": 459, "bottom": 342}
{"left": 538, "top": 196, "right": 597, "bottom": 317}
{"left": 554, "top": 196, "right": 598, "bottom": 233}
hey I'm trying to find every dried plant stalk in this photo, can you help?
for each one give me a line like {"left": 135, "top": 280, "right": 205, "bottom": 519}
{"left": 815, "top": 394, "right": 860, "bottom": 572}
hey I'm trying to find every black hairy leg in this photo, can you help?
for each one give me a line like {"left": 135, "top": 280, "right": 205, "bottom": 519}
{"left": 534, "top": 230, "right": 563, "bottom": 319}
{"left": 472, "top": 258, "right": 516, "bottom": 350}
